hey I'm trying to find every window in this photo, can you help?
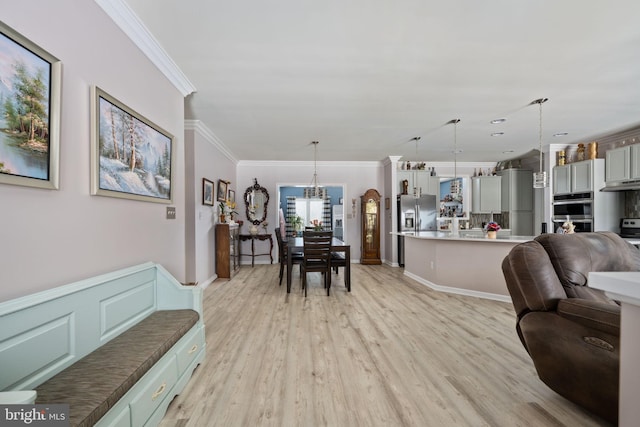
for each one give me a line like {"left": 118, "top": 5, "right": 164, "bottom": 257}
{"left": 295, "top": 198, "right": 324, "bottom": 228}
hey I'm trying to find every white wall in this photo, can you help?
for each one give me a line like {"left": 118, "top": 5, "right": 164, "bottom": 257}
{"left": 184, "top": 122, "right": 237, "bottom": 285}
{"left": 236, "top": 161, "right": 384, "bottom": 262}
{"left": 0, "top": 1, "right": 186, "bottom": 301}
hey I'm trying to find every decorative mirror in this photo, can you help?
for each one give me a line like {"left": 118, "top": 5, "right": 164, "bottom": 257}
{"left": 244, "top": 178, "right": 269, "bottom": 225}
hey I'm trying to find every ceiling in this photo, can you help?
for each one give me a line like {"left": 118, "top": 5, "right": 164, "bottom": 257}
{"left": 123, "top": 0, "right": 640, "bottom": 162}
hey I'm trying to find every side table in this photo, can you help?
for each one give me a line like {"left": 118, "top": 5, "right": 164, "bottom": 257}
{"left": 239, "top": 233, "right": 273, "bottom": 267}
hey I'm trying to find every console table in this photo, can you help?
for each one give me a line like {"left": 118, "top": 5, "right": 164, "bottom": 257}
{"left": 239, "top": 233, "right": 273, "bottom": 267}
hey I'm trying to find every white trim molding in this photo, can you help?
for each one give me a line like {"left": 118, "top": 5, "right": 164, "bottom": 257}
{"left": 95, "top": 0, "right": 196, "bottom": 97}
{"left": 404, "top": 270, "right": 512, "bottom": 303}
{"left": 184, "top": 120, "right": 238, "bottom": 164}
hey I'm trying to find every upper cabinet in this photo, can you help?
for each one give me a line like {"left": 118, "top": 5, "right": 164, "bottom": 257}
{"left": 398, "top": 170, "right": 439, "bottom": 200}
{"left": 553, "top": 160, "right": 596, "bottom": 195}
{"left": 471, "top": 176, "right": 501, "bottom": 213}
{"left": 500, "top": 169, "right": 533, "bottom": 212}
{"left": 605, "top": 144, "right": 640, "bottom": 184}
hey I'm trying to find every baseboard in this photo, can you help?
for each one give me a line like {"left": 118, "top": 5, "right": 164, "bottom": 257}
{"left": 403, "top": 271, "right": 512, "bottom": 303}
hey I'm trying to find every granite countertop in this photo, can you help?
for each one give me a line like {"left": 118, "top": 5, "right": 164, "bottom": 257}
{"left": 392, "top": 231, "right": 534, "bottom": 243}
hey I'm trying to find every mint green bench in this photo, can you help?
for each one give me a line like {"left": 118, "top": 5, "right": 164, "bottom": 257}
{"left": 0, "top": 263, "right": 205, "bottom": 427}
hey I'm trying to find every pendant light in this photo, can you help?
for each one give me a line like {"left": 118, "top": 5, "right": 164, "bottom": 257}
{"left": 449, "top": 119, "right": 461, "bottom": 197}
{"left": 306, "top": 141, "right": 325, "bottom": 199}
{"left": 411, "top": 136, "right": 421, "bottom": 198}
{"left": 532, "top": 98, "right": 549, "bottom": 188}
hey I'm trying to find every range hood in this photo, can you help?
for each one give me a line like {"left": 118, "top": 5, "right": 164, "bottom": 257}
{"left": 600, "top": 179, "right": 640, "bottom": 192}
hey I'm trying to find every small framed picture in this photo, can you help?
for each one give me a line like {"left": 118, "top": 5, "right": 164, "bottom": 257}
{"left": 217, "top": 179, "right": 228, "bottom": 202}
{"left": 202, "top": 178, "right": 214, "bottom": 206}
{"left": 228, "top": 189, "right": 235, "bottom": 204}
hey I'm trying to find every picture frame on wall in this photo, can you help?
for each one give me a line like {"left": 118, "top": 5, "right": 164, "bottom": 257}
{"left": 203, "top": 178, "right": 214, "bottom": 206}
{"left": 91, "top": 86, "right": 175, "bottom": 204}
{"left": 217, "top": 179, "right": 228, "bottom": 202}
{"left": 228, "top": 189, "right": 235, "bottom": 205}
{"left": 0, "top": 22, "right": 61, "bottom": 190}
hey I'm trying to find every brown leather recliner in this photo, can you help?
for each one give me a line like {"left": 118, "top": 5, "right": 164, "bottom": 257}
{"left": 502, "top": 231, "right": 640, "bottom": 425}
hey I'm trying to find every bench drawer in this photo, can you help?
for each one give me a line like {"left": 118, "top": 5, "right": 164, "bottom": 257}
{"left": 176, "top": 324, "right": 205, "bottom": 374}
{"left": 129, "top": 355, "right": 178, "bottom": 427}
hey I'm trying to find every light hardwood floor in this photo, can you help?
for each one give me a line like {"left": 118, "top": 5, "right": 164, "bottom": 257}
{"left": 161, "top": 263, "right": 610, "bottom": 427}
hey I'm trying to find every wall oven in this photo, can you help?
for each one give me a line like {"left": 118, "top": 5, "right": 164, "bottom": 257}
{"left": 552, "top": 192, "right": 593, "bottom": 232}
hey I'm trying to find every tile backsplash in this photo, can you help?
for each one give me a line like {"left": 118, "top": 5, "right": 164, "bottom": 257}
{"left": 470, "top": 213, "right": 504, "bottom": 229}
{"left": 625, "top": 191, "right": 640, "bottom": 218}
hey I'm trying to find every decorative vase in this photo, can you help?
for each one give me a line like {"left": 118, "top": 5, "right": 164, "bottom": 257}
{"left": 487, "top": 230, "right": 497, "bottom": 239}
{"left": 219, "top": 214, "right": 226, "bottom": 223}
{"left": 249, "top": 225, "right": 259, "bottom": 235}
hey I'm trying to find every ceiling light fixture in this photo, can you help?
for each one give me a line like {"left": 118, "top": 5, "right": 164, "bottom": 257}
{"left": 554, "top": 132, "right": 569, "bottom": 137}
{"left": 449, "top": 119, "right": 461, "bottom": 196}
{"left": 306, "top": 141, "right": 325, "bottom": 199}
{"left": 491, "top": 118, "right": 507, "bottom": 124}
{"left": 532, "top": 98, "right": 549, "bottom": 188}
{"left": 411, "top": 136, "right": 421, "bottom": 157}
{"left": 491, "top": 132, "right": 505, "bottom": 136}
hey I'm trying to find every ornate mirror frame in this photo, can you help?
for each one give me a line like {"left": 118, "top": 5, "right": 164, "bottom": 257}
{"left": 244, "top": 178, "right": 269, "bottom": 225}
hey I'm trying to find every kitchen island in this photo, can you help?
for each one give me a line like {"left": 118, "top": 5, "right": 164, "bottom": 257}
{"left": 394, "top": 231, "right": 534, "bottom": 301}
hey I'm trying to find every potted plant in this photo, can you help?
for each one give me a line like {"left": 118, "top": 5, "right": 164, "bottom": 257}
{"left": 289, "top": 215, "right": 303, "bottom": 236}
{"left": 484, "top": 221, "right": 501, "bottom": 239}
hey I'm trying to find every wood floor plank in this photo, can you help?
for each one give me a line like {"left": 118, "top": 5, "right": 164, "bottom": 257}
{"left": 160, "top": 264, "right": 611, "bottom": 427}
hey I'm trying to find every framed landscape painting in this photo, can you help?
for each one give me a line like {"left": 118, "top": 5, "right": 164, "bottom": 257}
{"left": 0, "top": 22, "right": 61, "bottom": 189}
{"left": 91, "top": 86, "right": 175, "bottom": 203}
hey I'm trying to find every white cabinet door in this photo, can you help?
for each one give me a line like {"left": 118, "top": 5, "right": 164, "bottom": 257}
{"left": 501, "top": 169, "right": 533, "bottom": 211}
{"left": 571, "top": 161, "right": 593, "bottom": 193}
{"left": 631, "top": 145, "right": 640, "bottom": 179}
{"left": 416, "top": 172, "right": 439, "bottom": 199}
{"left": 605, "top": 146, "right": 630, "bottom": 183}
{"left": 472, "top": 176, "right": 501, "bottom": 213}
{"left": 553, "top": 165, "right": 572, "bottom": 195}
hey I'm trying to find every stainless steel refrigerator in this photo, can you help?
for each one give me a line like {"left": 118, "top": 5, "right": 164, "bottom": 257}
{"left": 397, "top": 194, "right": 437, "bottom": 266}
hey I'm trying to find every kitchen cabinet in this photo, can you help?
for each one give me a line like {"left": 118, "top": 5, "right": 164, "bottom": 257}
{"left": 216, "top": 223, "right": 240, "bottom": 278}
{"left": 471, "top": 176, "right": 501, "bottom": 214}
{"left": 553, "top": 160, "right": 595, "bottom": 195}
{"left": 605, "top": 145, "right": 630, "bottom": 183}
{"left": 553, "top": 164, "right": 572, "bottom": 195}
{"left": 605, "top": 144, "right": 640, "bottom": 183}
{"left": 572, "top": 160, "right": 594, "bottom": 192}
{"left": 499, "top": 169, "right": 533, "bottom": 235}
{"left": 398, "top": 170, "right": 439, "bottom": 200}
{"left": 501, "top": 169, "right": 533, "bottom": 211}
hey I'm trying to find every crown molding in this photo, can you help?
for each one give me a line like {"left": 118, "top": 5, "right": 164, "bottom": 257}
{"left": 184, "top": 120, "right": 238, "bottom": 164}
{"left": 236, "top": 160, "right": 383, "bottom": 168}
{"left": 95, "top": 0, "right": 196, "bottom": 97}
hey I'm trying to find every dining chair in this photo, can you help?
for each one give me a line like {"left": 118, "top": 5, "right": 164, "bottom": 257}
{"left": 275, "top": 227, "right": 302, "bottom": 286}
{"left": 300, "top": 230, "right": 333, "bottom": 296}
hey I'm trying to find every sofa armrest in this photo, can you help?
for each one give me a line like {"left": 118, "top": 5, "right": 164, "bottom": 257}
{"left": 557, "top": 298, "right": 620, "bottom": 336}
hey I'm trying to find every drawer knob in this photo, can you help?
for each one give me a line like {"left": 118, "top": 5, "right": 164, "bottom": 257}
{"left": 151, "top": 382, "right": 167, "bottom": 401}
{"left": 188, "top": 344, "right": 199, "bottom": 354}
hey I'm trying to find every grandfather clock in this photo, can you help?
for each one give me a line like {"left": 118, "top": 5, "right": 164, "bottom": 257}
{"left": 360, "top": 188, "right": 382, "bottom": 265}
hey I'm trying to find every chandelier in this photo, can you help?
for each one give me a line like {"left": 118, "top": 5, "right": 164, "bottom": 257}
{"left": 305, "top": 141, "right": 326, "bottom": 199}
{"left": 532, "top": 98, "right": 549, "bottom": 188}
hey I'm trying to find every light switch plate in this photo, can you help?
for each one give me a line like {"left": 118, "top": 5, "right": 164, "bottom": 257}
{"left": 166, "top": 206, "right": 176, "bottom": 219}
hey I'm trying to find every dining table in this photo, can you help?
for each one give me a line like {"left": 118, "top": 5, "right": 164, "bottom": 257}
{"left": 285, "top": 236, "right": 351, "bottom": 294}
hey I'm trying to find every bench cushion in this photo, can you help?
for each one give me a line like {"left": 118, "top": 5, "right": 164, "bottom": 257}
{"left": 35, "top": 309, "right": 199, "bottom": 427}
